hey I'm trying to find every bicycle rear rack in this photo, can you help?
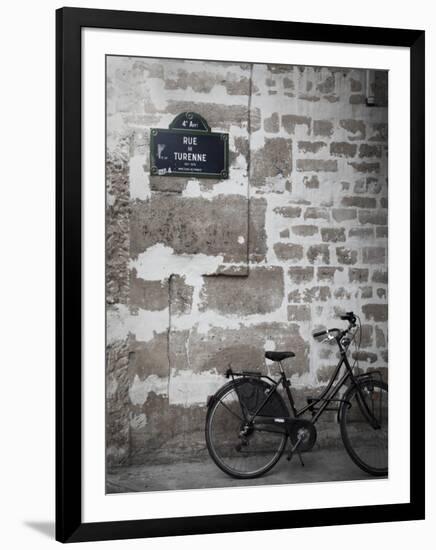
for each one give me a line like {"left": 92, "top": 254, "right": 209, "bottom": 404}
{"left": 226, "top": 367, "right": 263, "bottom": 378}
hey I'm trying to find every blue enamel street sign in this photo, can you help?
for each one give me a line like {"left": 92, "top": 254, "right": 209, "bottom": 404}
{"left": 150, "top": 112, "right": 229, "bottom": 179}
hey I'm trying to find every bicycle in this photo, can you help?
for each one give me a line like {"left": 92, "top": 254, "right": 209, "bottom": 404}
{"left": 205, "top": 312, "right": 388, "bottom": 479}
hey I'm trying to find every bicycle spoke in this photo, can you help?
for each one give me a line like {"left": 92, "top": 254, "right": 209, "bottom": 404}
{"left": 218, "top": 398, "right": 243, "bottom": 421}
{"left": 206, "top": 380, "right": 287, "bottom": 478}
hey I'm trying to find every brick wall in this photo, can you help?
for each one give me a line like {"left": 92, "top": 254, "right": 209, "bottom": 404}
{"left": 106, "top": 56, "right": 388, "bottom": 466}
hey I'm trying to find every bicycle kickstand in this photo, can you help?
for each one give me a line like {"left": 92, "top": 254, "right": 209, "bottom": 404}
{"left": 287, "top": 435, "right": 305, "bottom": 467}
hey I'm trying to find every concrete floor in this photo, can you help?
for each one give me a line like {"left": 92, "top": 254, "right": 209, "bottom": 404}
{"left": 106, "top": 447, "right": 379, "bottom": 493}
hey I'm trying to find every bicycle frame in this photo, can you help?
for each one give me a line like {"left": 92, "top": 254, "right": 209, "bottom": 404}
{"left": 227, "top": 331, "right": 382, "bottom": 429}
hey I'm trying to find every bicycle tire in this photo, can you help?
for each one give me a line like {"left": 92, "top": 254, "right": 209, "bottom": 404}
{"left": 205, "top": 378, "right": 288, "bottom": 479}
{"left": 340, "top": 378, "right": 388, "bottom": 476}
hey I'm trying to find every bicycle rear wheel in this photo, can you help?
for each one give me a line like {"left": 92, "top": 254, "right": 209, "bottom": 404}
{"left": 340, "top": 378, "right": 388, "bottom": 476}
{"left": 205, "top": 379, "right": 288, "bottom": 479}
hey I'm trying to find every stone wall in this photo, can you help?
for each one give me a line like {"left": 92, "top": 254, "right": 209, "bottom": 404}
{"left": 106, "top": 56, "right": 388, "bottom": 466}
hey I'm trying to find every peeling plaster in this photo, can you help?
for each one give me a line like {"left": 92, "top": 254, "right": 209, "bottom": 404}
{"left": 129, "top": 244, "right": 226, "bottom": 284}
{"left": 107, "top": 304, "right": 169, "bottom": 344}
{"left": 168, "top": 369, "right": 224, "bottom": 406}
{"left": 129, "top": 369, "right": 224, "bottom": 407}
{"left": 129, "top": 374, "right": 168, "bottom": 406}
{"left": 182, "top": 179, "right": 247, "bottom": 198}
{"left": 129, "top": 155, "right": 151, "bottom": 200}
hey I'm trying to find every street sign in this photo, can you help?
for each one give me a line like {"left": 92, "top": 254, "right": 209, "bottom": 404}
{"left": 150, "top": 112, "right": 229, "bottom": 179}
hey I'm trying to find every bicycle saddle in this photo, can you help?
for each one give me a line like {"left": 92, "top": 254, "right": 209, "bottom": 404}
{"left": 265, "top": 351, "right": 295, "bottom": 362}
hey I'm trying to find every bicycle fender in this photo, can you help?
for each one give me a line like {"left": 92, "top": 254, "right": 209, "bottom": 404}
{"left": 206, "top": 394, "right": 216, "bottom": 409}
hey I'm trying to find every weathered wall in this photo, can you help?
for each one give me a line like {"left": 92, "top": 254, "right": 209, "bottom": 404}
{"left": 106, "top": 56, "right": 388, "bottom": 466}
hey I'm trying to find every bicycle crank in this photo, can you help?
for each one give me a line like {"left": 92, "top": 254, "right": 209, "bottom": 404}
{"left": 287, "top": 419, "right": 317, "bottom": 453}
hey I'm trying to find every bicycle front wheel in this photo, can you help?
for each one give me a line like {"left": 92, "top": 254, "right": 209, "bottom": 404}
{"left": 340, "top": 378, "right": 388, "bottom": 476}
{"left": 205, "top": 380, "right": 287, "bottom": 479}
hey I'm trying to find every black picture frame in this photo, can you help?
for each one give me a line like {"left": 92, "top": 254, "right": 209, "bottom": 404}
{"left": 56, "top": 7, "right": 425, "bottom": 543}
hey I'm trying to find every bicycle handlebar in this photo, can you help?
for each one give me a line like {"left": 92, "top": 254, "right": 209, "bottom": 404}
{"left": 312, "top": 312, "right": 357, "bottom": 340}
{"left": 312, "top": 328, "right": 340, "bottom": 339}
{"left": 340, "top": 311, "right": 357, "bottom": 324}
